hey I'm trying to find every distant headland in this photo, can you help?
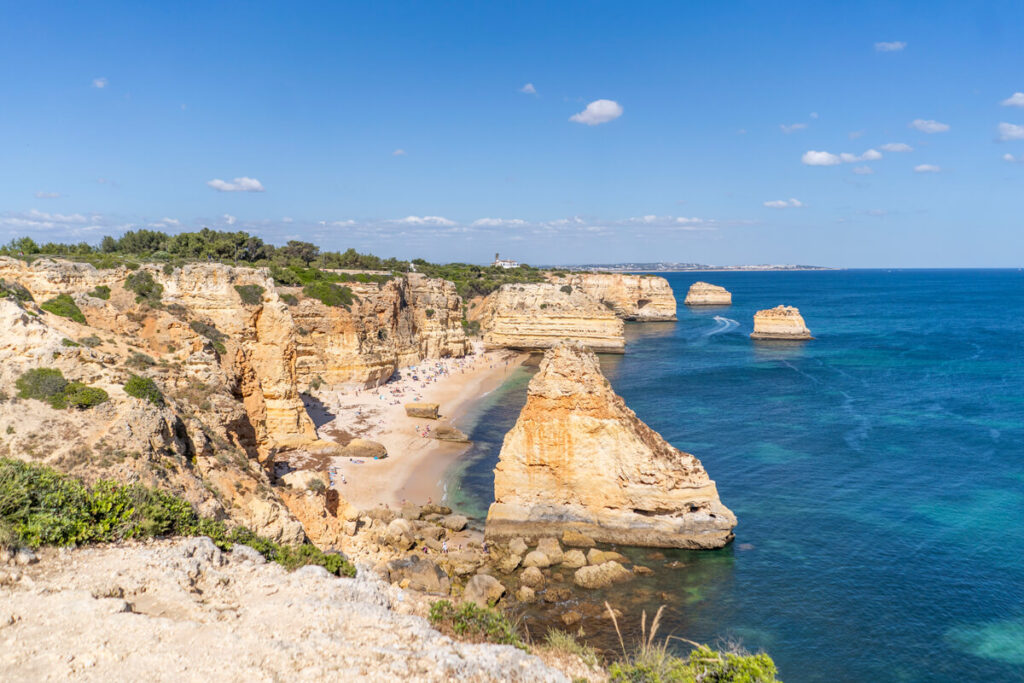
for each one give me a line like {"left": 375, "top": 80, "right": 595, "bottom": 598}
{"left": 547, "top": 261, "right": 835, "bottom": 272}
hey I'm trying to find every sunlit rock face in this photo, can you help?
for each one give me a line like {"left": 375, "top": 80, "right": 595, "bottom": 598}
{"left": 486, "top": 341, "right": 736, "bottom": 548}
{"left": 750, "top": 305, "right": 813, "bottom": 340}
{"left": 552, "top": 273, "right": 677, "bottom": 321}
{"left": 683, "top": 281, "right": 732, "bottom": 306}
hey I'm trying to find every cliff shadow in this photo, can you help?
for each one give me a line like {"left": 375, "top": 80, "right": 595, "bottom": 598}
{"left": 301, "top": 393, "right": 337, "bottom": 429}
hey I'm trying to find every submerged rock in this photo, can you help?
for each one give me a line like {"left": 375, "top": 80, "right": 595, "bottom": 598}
{"left": 684, "top": 281, "right": 732, "bottom": 306}
{"left": 485, "top": 341, "right": 736, "bottom": 548}
{"left": 750, "top": 305, "right": 813, "bottom": 340}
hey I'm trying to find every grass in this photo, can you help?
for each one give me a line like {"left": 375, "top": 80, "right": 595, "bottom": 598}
{"left": 124, "top": 375, "right": 164, "bottom": 406}
{"left": 543, "top": 629, "right": 602, "bottom": 669}
{"left": 15, "top": 368, "right": 108, "bottom": 409}
{"left": 604, "top": 603, "right": 780, "bottom": 683}
{"left": 234, "top": 284, "right": 265, "bottom": 306}
{"left": 428, "top": 600, "right": 526, "bottom": 650}
{"left": 124, "top": 270, "right": 163, "bottom": 306}
{"left": 40, "top": 294, "right": 86, "bottom": 323}
{"left": 0, "top": 458, "right": 355, "bottom": 577}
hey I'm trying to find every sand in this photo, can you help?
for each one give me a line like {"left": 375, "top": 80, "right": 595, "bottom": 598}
{"left": 304, "top": 341, "right": 525, "bottom": 510}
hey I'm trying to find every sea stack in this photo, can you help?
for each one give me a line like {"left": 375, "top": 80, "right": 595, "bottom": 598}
{"left": 485, "top": 341, "right": 736, "bottom": 548}
{"left": 684, "top": 281, "right": 732, "bottom": 306}
{"left": 750, "top": 305, "right": 813, "bottom": 340}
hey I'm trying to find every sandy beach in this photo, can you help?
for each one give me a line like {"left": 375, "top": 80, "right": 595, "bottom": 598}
{"left": 304, "top": 341, "right": 526, "bottom": 511}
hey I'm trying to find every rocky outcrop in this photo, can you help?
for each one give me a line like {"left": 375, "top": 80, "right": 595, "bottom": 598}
{"left": 485, "top": 342, "right": 736, "bottom": 548}
{"left": 684, "top": 281, "right": 732, "bottom": 306}
{"left": 477, "top": 284, "right": 625, "bottom": 354}
{"left": 0, "top": 539, "right": 569, "bottom": 681}
{"left": 553, "top": 273, "right": 677, "bottom": 321}
{"left": 750, "top": 305, "right": 813, "bottom": 340}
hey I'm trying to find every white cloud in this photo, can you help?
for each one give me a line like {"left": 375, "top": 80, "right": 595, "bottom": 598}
{"left": 780, "top": 123, "right": 807, "bottom": 134}
{"left": 914, "top": 164, "right": 941, "bottom": 173}
{"left": 520, "top": 83, "right": 537, "bottom": 95}
{"left": 911, "top": 119, "right": 950, "bottom": 133}
{"left": 853, "top": 166, "right": 875, "bottom": 175}
{"left": 1003, "top": 153, "right": 1020, "bottom": 162}
{"left": 392, "top": 148, "right": 406, "bottom": 156}
{"left": 471, "top": 218, "right": 527, "bottom": 227}
{"left": 147, "top": 217, "right": 180, "bottom": 228}
{"left": 34, "top": 191, "right": 60, "bottom": 199}
{"left": 282, "top": 216, "right": 294, "bottom": 223}
{"left": 92, "top": 77, "right": 108, "bottom": 89}
{"left": 860, "top": 148, "right": 883, "bottom": 161}
{"left": 569, "top": 99, "right": 623, "bottom": 125}
{"left": 1000, "top": 92, "right": 1024, "bottom": 107}
{"left": 802, "top": 150, "right": 842, "bottom": 166}
{"left": 206, "top": 177, "right": 265, "bottom": 192}
{"left": 881, "top": 142, "right": 913, "bottom": 152}
{"left": 223, "top": 214, "right": 236, "bottom": 225}
{"left": 763, "top": 198, "right": 804, "bottom": 209}
{"left": 393, "top": 215, "right": 456, "bottom": 226}
{"left": 875, "top": 41, "right": 906, "bottom": 52}
{"left": 997, "top": 122, "right": 1024, "bottom": 141}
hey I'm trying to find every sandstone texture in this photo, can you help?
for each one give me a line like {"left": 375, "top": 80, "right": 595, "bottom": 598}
{"left": 552, "top": 273, "right": 677, "bottom": 321}
{"left": 485, "top": 342, "right": 736, "bottom": 548}
{"left": 406, "top": 402, "right": 440, "bottom": 419}
{"left": 683, "top": 281, "right": 732, "bottom": 306}
{"left": 0, "top": 538, "right": 568, "bottom": 682}
{"left": 750, "top": 305, "right": 813, "bottom": 340}
{"left": 477, "top": 283, "right": 624, "bottom": 354}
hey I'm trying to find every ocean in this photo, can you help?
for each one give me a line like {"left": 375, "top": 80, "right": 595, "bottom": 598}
{"left": 445, "top": 269, "right": 1024, "bottom": 682}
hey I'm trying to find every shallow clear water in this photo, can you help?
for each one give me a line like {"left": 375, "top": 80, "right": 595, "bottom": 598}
{"left": 448, "top": 270, "right": 1024, "bottom": 682}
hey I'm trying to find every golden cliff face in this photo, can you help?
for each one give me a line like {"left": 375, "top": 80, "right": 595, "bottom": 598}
{"left": 684, "top": 281, "right": 732, "bottom": 306}
{"left": 289, "top": 273, "right": 468, "bottom": 389}
{"left": 555, "top": 273, "right": 677, "bottom": 321}
{"left": 485, "top": 341, "right": 736, "bottom": 548}
{"left": 750, "top": 305, "right": 813, "bottom": 340}
{"left": 478, "top": 283, "right": 625, "bottom": 354}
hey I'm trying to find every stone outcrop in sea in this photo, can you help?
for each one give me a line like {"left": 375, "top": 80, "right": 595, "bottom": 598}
{"left": 750, "top": 305, "right": 813, "bottom": 340}
{"left": 552, "top": 273, "right": 677, "bottom": 321}
{"left": 485, "top": 341, "right": 736, "bottom": 548}
{"left": 684, "top": 281, "right": 732, "bottom": 306}
{"left": 477, "top": 283, "right": 625, "bottom": 353}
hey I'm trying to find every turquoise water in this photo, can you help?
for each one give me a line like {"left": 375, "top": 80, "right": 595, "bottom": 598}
{"left": 448, "top": 270, "right": 1024, "bottom": 682}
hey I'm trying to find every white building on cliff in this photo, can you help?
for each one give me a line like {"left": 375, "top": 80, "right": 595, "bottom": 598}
{"left": 492, "top": 252, "right": 520, "bottom": 269}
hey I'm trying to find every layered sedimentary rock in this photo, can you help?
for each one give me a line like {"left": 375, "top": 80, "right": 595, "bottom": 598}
{"left": 750, "top": 305, "right": 813, "bottom": 340}
{"left": 684, "top": 281, "right": 732, "bottom": 306}
{"left": 486, "top": 342, "right": 736, "bottom": 548}
{"left": 477, "top": 283, "right": 625, "bottom": 353}
{"left": 553, "top": 273, "right": 677, "bottom": 321}
{"left": 289, "top": 274, "right": 468, "bottom": 389}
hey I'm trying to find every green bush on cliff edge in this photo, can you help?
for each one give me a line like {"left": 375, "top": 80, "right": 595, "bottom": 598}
{"left": 0, "top": 458, "right": 354, "bottom": 577}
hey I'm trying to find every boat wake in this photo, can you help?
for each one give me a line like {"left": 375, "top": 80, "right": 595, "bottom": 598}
{"left": 704, "top": 315, "right": 739, "bottom": 336}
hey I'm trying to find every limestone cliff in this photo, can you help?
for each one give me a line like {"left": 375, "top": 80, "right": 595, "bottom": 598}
{"left": 477, "top": 283, "right": 625, "bottom": 354}
{"left": 486, "top": 342, "right": 736, "bottom": 548}
{"left": 552, "top": 273, "right": 677, "bottom": 321}
{"left": 750, "top": 305, "right": 813, "bottom": 340}
{"left": 684, "top": 281, "right": 732, "bottom": 306}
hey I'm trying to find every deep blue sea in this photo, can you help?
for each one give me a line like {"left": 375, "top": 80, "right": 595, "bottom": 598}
{"left": 446, "top": 270, "right": 1024, "bottom": 682}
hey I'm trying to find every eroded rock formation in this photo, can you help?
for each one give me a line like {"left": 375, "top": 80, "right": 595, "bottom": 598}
{"left": 552, "top": 273, "right": 677, "bottom": 321}
{"left": 486, "top": 342, "right": 736, "bottom": 548}
{"left": 750, "top": 305, "right": 813, "bottom": 340}
{"left": 684, "top": 281, "right": 732, "bottom": 306}
{"left": 477, "top": 283, "right": 625, "bottom": 353}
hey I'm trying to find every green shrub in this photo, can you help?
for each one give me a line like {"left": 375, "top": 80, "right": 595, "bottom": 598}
{"left": 460, "top": 319, "right": 481, "bottom": 336}
{"left": 280, "top": 293, "right": 298, "bottom": 306}
{"left": 189, "top": 321, "right": 227, "bottom": 354}
{"left": 61, "top": 338, "right": 81, "bottom": 347}
{"left": 87, "top": 285, "right": 111, "bottom": 300}
{"left": 126, "top": 351, "right": 156, "bottom": 370}
{"left": 40, "top": 294, "right": 86, "bottom": 323}
{"left": 124, "top": 270, "right": 163, "bottom": 306}
{"left": 302, "top": 281, "right": 356, "bottom": 309}
{"left": 79, "top": 335, "right": 102, "bottom": 348}
{"left": 162, "top": 263, "right": 175, "bottom": 276}
{"left": 609, "top": 644, "right": 779, "bottom": 683}
{"left": 15, "top": 368, "right": 107, "bottom": 410}
{"left": 53, "top": 383, "right": 109, "bottom": 409}
{"left": 428, "top": 600, "right": 525, "bottom": 649}
{"left": 0, "top": 279, "right": 34, "bottom": 303}
{"left": 124, "top": 375, "right": 164, "bottom": 406}
{"left": 234, "top": 284, "right": 265, "bottom": 306}
{"left": 0, "top": 458, "right": 356, "bottom": 578}
{"left": 560, "top": 284, "right": 573, "bottom": 295}
{"left": 425, "top": 308, "right": 436, "bottom": 318}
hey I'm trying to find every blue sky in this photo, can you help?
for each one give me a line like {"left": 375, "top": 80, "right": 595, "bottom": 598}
{"left": 1, "top": 1, "right": 1023, "bottom": 267}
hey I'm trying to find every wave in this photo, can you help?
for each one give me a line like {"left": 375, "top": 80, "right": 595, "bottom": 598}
{"left": 704, "top": 315, "right": 740, "bottom": 336}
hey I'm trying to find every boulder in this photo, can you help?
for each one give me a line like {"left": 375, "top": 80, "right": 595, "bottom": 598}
{"left": 462, "top": 574, "right": 506, "bottom": 608}
{"left": 385, "top": 554, "right": 451, "bottom": 594}
{"left": 405, "top": 403, "right": 440, "bottom": 419}
{"left": 561, "top": 529, "right": 596, "bottom": 548}
{"left": 516, "top": 586, "right": 537, "bottom": 603}
{"left": 508, "top": 538, "right": 529, "bottom": 557}
{"left": 344, "top": 439, "right": 388, "bottom": 459}
{"left": 520, "top": 566, "right": 545, "bottom": 589}
{"left": 497, "top": 554, "right": 522, "bottom": 573}
{"left": 562, "top": 549, "right": 587, "bottom": 569}
{"left": 445, "top": 550, "right": 483, "bottom": 576}
{"left": 586, "top": 549, "right": 629, "bottom": 566}
{"left": 400, "top": 502, "right": 423, "bottom": 520}
{"left": 384, "top": 519, "right": 415, "bottom": 551}
{"left": 560, "top": 611, "right": 582, "bottom": 627}
{"left": 432, "top": 423, "right": 470, "bottom": 442}
{"left": 522, "top": 550, "right": 550, "bottom": 569}
{"left": 573, "top": 561, "right": 633, "bottom": 590}
{"left": 440, "top": 514, "right": 468, "bottom": 532}
{"left": 421, "top": 503, "right": 452, "bottom": 516}
{"left": 279, "top": 469, "right": 329, "bottom": 491}
{"left": 536, "top": 537, "right": 563, "bottom": 565}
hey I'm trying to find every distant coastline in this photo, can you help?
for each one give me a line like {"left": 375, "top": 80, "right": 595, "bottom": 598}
{"left": 548, "top": 262, "right": 836, "bottom": 273}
